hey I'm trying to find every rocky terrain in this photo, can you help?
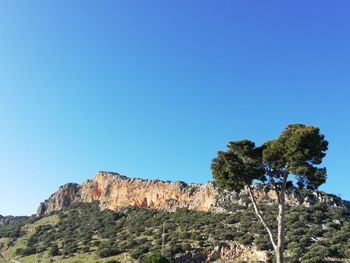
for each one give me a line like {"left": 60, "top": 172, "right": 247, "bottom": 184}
{"left": 37, "top": 171, "right": 348, "bottom": 217}
{"left": 0, "top": 215, "right": 27, "bottom": 227}
{"left": 0, "top": 216, "right": 12, "bottom": 227}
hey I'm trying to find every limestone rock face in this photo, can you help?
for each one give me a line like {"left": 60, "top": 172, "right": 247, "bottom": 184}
{"left": 37, "top": 172, "right": 218, "bottom": 216}
{"left": 173, "top": 242, "right": 268, "bottom": 263}
{"left": 37, "top": 183, "right": 81, "bottom": 216}
{"left": 36, "top": 171, "right": 349, "bottom": 217}
{"left": 83, "top": 172, "right": 219, "bottom": 212}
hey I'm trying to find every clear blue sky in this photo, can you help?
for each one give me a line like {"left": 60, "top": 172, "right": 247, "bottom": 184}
{"left": 1, "top": 1, "right": 349, "bottom": 216}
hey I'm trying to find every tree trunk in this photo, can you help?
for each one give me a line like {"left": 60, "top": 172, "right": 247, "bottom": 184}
{"left": 276, "top": 189, "right": 285, "bottom": 263}
{"left": 247, "top": 186, "right": 277, "bottom": 250}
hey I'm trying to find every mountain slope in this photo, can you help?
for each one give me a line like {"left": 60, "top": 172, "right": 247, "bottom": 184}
{"left": 2, "top": 200, "right": 350, "bottom": 263}
{"left": 2, "top": 172, "right": 350, "bottom": 262}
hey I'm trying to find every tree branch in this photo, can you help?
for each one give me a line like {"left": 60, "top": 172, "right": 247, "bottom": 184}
{"left": 269, "top": 175, "right": 281, "bottom": 203}
{"left": 247, "top": 185, "right": 277, "bottom": 249}
{"left": 282, "top": 171, "right": 288, "bottom": 190}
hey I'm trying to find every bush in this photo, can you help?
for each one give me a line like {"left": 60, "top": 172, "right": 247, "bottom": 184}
{"left": 50, "top": 244, "right": 59, "bottom": 256}
{"left": 144, "top": 253, "right": 169, "bottom": 263}
{"left": 97, "top": 247, "right": 121, "bottom": 258}
{"left": 19, "top": 247, "right": 36, "bottom": 256}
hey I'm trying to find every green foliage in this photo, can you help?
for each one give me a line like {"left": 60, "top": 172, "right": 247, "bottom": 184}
{"left": 212, "top": 124, "right": 328, "bottom": 192}
{"left": 144, "top": 252, "right": 169, "bottom": 263}
{"left": 1, "top": 196, "right": 350, "bottom": 262}
{"left": 15, "top": 246, "right": 36, "bottom": 256}
{"left": 0, "top": 216, "right": 30, "bottom": 239}
{"left": 96, "top": 247, "right": 121, "bottom": 258}
{"left": 263, "top": 124, "right": 328, "bottom": 189}
{"left": 50, "top": 244, "right": 59, "bottom": 256}
{"left": 211, "top": 140, "right": 264, "bottom": 192}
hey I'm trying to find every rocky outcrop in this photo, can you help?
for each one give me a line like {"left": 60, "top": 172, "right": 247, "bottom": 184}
{"left": 1, "top": 215, "right": 13, "bottom": 226}
{"left": 37, "top": 183, "right": 81, "bottom": 216}
{"left": 37, "top": 172, "right": 219, "bottom": 216}
{"left": 0, "top": 215, "right": 28, "bottom": 227}
{"left": 0, "top": 215, "right": 13, "bottom": 227}
{"left": 173, "top": 242, "right": 269, "bottom": 263}
{"left": 82, "top": 172, "right": 219, "bottom": 212}
{"left": 36, "top": 171, "right": 349, "bottom": 217}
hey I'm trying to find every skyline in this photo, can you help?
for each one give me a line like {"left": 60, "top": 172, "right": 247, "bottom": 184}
{"left": 1, "top": 1, "right": 350, "bottom": 216}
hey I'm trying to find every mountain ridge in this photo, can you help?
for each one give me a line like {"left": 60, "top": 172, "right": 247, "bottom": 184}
{"left": 36, "top": 171, "right": 349, "bottom": 217}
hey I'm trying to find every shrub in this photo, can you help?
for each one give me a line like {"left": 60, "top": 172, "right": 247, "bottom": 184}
{"left": 50, "top": 244, "right": 59, "bottom": 256}
{"left": 97, "top": 247, "right": 121, "bottom": 258}
{"left": 144, "top": 253, "right": 169, "bottom": 263}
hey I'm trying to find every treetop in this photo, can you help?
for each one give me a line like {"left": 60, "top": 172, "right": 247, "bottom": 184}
{"left": 212, "top": 123, "right": 328, "bottom": 192}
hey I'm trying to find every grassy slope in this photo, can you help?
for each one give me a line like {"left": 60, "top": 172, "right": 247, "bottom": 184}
{"left": 15, "top": 253, "right": 136, "bottom": 263}
{"left": 4, "top": 214, "right": 137, "bottom": 263}
{"left": 17, "top": 254, "right": 129, "bottom": 263}
{"left": 5, "top": 215, "right": 59, "bottom": 261}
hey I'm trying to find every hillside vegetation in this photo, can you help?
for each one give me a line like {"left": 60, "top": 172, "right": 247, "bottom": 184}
{"left": 1, "top": 201, "right": 350, "bottom": 263}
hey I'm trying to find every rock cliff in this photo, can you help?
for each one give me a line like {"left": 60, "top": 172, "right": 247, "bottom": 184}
{"left": 36, "top": 171, "right": 348, "bottom": 217}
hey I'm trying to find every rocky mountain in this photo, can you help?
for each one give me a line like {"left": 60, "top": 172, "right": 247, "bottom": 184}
{"left": 0, "top": 215, "right": 28, "bottom": 227}
{"left": 2, "top": 171, "right": 350, "bottom": 263}
{"left": 0, "top": 215, "right": 12, "bottom": 227}
{"left": 37, "top": 171, "right": 348, "bottom": 217}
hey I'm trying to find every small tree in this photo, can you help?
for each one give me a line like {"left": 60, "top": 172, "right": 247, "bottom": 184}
{"left": 144, "top": 252, "right": 169, "bottom": 263}
{"left": 211, "top": 124, "right": 328, "bottom": 263}
{"left": 50, "top": 244, "right": 59, "bottom": 256}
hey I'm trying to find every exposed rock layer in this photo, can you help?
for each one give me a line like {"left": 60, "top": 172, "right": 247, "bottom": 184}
{"left": 173, "top": 242, "right": 268, "bottom": 263}
{"left": 37, "top": 171, "right": 348, "bottom": 217}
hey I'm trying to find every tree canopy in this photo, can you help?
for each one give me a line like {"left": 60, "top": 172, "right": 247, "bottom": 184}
{"left": 144, "top": 253, "right": 169, "bottom": 263}
{"left": 211, "top": 124, "right": 328, "bottom": 192}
